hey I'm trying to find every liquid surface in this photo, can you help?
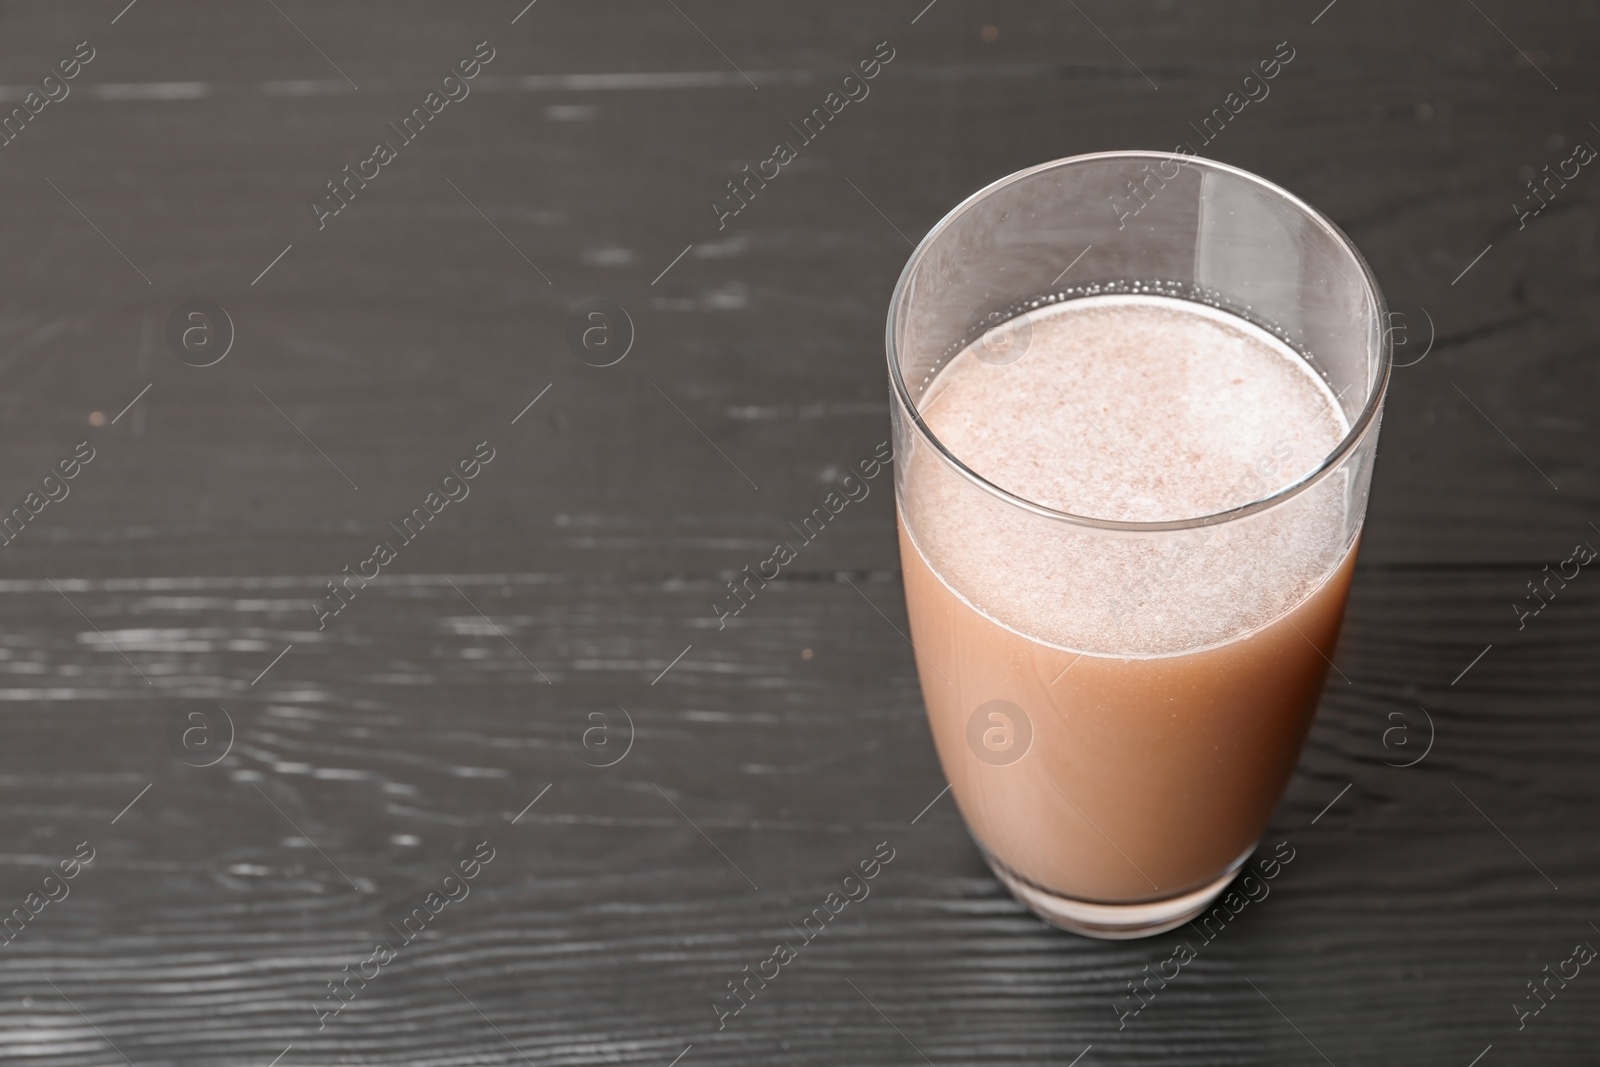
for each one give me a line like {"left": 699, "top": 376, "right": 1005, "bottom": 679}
{"left": 923, "top": 295, "right": 1347, "bottom": 522}
{"left": 905, "top": 294, "right": 1352, "bottom": 656}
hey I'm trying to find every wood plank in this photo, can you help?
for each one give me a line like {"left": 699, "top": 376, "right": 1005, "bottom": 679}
{"left": 0, "top": 0, "right": 1594, "bottom": 1062}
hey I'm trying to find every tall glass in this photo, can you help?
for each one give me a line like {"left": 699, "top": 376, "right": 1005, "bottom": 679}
{"left": 887, "top": 152, "right": 1389, "bottom": 939}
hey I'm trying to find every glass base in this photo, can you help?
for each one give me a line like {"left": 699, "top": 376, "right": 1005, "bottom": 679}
{"left": 983, "top": 844, "right": 1255, "bottom": 940}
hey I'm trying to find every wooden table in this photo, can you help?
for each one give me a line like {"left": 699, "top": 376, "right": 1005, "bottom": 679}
{"left": 0, "top": 1, "right": 1594, "bottom": 1063}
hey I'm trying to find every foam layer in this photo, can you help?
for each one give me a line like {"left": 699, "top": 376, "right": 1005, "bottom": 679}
{"left": 902, "top": 294, "right": 1355, "bottom": 656}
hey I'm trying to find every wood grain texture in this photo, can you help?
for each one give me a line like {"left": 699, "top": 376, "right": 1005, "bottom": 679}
{"left": 0, "top": 0, "right": 1595, "bottom": 1064}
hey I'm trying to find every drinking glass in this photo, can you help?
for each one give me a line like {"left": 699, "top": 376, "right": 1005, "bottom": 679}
{"left": 886, "top": 151, "right": 1389, "bottom": 938}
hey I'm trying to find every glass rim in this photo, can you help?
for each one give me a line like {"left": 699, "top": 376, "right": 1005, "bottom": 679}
{"left": 885, "top": 149, "right": 1392, "bottom": 534}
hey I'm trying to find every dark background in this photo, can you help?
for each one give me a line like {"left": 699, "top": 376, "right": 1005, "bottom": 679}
{"left": 0, "top": 1, "right": 1595, "bottom": 1064}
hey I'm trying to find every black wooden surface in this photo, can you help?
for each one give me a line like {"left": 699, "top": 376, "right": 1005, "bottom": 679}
{"left": 0, "top": 1, "right": 1596, "bottom": 1064}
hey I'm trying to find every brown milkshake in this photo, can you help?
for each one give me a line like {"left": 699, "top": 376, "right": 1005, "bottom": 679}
{"left": 898, "top": 294, "right": 1356, "bottom": 911}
